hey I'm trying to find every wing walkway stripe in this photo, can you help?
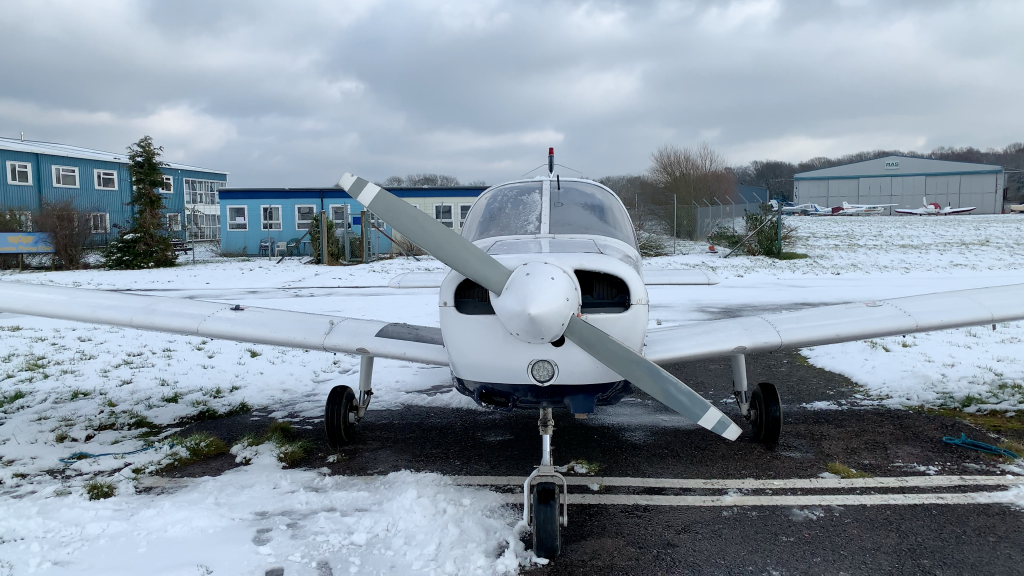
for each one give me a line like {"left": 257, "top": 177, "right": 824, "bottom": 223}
{"left": 448, "top": 475, "right": 1023, "bottom": 489}
{"left": 494, "top": 492, "right": 1016, "bottom": 507}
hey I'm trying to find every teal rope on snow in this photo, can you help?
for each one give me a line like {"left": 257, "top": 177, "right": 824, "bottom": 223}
{"left": 943, "top": 433, "right": 1020, "bottom": 459}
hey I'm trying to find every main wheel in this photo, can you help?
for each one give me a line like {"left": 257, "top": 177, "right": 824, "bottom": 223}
{"left": 325, "top": 385, "right": 357, "bottom": 450}
{"left": 531, "top": 482, "right": 562, "bottom": 559}
{"left": 749, "top": 382, "right": 783, "bottom": 445}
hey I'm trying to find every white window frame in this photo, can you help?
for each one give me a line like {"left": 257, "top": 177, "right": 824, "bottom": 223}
{"left": 161, "top": 175, "right": 173, "bottom": 194}
{"left": 458, "top": 203, "right": 473, "bottom": 229}
{"left": 88, "top": 212, "right": 109, "bottom": 234}
{"left": 94, "top": 169, "right": 118, "bottom": 191}
{"left": 165, "top": 213, "right": 181, "bottom": 231}
{"left": 6, "top": 161, "right": 32, "bottom": 185}
{"left": 52, "top": 166, "right": 79, "bottom": 188}
{"left": 434, "top": 203, "right": 453, "bottom": 228}
{"left": 260, "top": 205, "right": 282, "bottom": 231}
{"left": 16, "top": 211, "right": 32, "bottom": 232}
{"left": 295, "top": 204, "right": 316, "bottom": 230}
{"left": 329, "top": 204, "right": 351, "bottom": 229}
{"left": 226, "top": 205, "right": 248, "bottom": 231}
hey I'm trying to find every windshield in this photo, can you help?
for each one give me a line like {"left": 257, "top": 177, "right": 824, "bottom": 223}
{"left": 550, "top": 181, "right": 636, "bottom": 247}
{"left": 461, "top": 183, "right": 542, "bottom": 241}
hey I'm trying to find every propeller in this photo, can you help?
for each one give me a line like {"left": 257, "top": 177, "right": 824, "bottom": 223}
{"left": 337, "top": 173, "right": 742, "bottom": 441}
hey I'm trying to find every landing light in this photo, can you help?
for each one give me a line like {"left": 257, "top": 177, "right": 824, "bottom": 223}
{"left": 529, "top": 359, "right": 557, "bottom": 385}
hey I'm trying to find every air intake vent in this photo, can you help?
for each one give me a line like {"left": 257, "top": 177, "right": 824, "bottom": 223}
{"left": 454, "top": 279, "right": 495, "bottom": 315}
{"left": 575, "top": 271, "right": 630, "bottom": 313}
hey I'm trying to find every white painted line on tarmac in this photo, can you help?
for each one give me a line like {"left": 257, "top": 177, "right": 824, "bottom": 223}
{"left": 450, "top": 475, "right": 1024, "bottom": 490}
{"left": 495, "top": 492, "right": 1014, "bottom": 507}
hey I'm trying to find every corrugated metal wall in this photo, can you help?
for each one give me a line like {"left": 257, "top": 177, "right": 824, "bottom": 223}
{"left": 795, "top": 172, "right": 1001, "bottom": 214}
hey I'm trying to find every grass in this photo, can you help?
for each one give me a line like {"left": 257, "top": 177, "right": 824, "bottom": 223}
{"left": 165, "top": 432, "right": 229, "bottom": 467}
{"left": 0, "top": 389, "right": 27, "bottom": 408}
{"left": 0, "top": 325, "right": 24, "bottom": 332}
{"left": 245, "top": 347, "right": 262, "bottom": 358}
{"left": 177, "top": 400, "right": 253, "bottom": 424}
{"left": 161, "top": 391, "right": 183, "bottom": 404}
{"left": 84, "top": 479, "right": 116, "bottom": 501}
{"left": 774, "top": 251, "right": 809, "bottom": 260}
{"left": 826, "top": 462, "right": 873, "bottom": 479}
{"left": 928, "top": 407, "right": 1024, "bottom": 436}
{"left": 68, "top": 388, "right": 92, "bottom": 401}
{"left": 235, "top": 421, "right": 313, "bottom": 467}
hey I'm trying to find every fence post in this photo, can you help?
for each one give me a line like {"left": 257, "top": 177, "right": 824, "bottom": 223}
{"left": 673, "top": 194, "right": 677, "bottom": 255}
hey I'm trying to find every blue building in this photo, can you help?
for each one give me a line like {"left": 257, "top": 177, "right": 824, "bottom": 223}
{"left": 219, "top": 186, "right": 488, "bottom": 256}
{"left": 1, "top": 136, "right": 228, "bottom": 243}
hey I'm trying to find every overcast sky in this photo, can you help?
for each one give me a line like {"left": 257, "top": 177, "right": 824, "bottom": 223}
{"left": 1, "top": 0, "right": 1020, "bottom": 186}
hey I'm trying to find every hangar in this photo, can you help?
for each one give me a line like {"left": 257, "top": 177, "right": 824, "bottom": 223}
{"left": 793, "top": 156, "right": 1005, "bottom": 215}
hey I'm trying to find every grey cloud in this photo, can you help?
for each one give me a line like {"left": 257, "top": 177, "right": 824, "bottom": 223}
{"left": 1, "top": 0, "right": 1020, "bottom": 187}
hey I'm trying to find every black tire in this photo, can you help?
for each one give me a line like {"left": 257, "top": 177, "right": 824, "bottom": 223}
{"left": 325, "top": 385, "right": 357, "bottom": 450}
{"left": 532, "top": 482, "right": 561, "bottom": 559}
{"left": 749, "top": 382, "right": 783, "bottom": 446}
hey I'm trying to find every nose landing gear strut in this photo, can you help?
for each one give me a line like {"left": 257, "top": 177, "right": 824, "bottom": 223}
{"left": 731, "top": 353, "right": 783, "bottom": 445}
{"left": 523, "top": 407, "right": 567, "bottom": 559}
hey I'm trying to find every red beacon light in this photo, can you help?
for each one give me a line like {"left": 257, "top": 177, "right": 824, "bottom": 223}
{"left": 547, "top": 147, "right": 554, "bottom": 175}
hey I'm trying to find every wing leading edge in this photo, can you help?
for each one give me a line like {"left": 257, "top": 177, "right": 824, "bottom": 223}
{"left": 0, "top": 282, "right": 449, "bottom": 366}
{"left": 643, "top": 284, "right": 1024, "bottom": 365}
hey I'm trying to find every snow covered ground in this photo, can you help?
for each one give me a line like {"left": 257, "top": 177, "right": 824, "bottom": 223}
{"left": 1, "top": 214, "right": 1023, "bottom": 574}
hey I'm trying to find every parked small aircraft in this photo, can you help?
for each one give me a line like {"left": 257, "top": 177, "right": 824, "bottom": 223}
{"left": 0, "top": 149, "right": 1022, "bottom": 558}
{"left": 895, "top": 197, "right": 977, "bottom": 216}
{"left": 835, "top": 201, "right": 898, "bottom": 215}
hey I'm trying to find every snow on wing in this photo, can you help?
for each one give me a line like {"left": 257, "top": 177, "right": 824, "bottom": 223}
{"left": 0, "top": 282, "right": 449, "bottom": 366}
{"left": 643, "top": 283, "right": 1024, "bottom": 365}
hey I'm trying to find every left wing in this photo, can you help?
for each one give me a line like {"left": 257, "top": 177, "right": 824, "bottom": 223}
{"left": 643, "top": 284, "right": 1024, "bottom": 365}
{"left": 0, "top": 282, "right": 449, "bottom": 366}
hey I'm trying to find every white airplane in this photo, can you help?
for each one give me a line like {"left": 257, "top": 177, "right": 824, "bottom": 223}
{"left": 834, "top": 201, "right": 898, "bottom": 216}
{"left": 895, "top": 197, "right": 977, "bottom": 216}
{"left": 1, "top": 150, "right": 1022, "bottom": 559}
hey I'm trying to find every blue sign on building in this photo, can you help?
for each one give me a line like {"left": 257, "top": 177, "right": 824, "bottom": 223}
{"left": 0, "top": 232, "right": 54, "bottom": 253}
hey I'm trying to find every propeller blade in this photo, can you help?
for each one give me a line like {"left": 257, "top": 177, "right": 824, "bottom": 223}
{"left": 338, "top": 173, "right": 512, "bottom": 295}
{"left": 563, "top": 315, "right": 743, "bottom": 441}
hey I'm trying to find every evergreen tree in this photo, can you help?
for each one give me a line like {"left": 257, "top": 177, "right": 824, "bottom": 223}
{"left": 104, "top": 136, "right": 176, "bottom": 269}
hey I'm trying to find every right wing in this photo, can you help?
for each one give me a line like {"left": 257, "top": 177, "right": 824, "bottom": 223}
{"left": 643, "top": 283, "right": 1024, "bottom": 365}
{"left": 0, "top": 282, "right": 449, "bottom": 366}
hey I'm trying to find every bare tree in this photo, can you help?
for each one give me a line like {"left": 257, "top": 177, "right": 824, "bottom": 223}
{"left": 35, "top": 200, "right": 91, "bottom": 269}
{"left": 648, "top": 142, "right": 735, "bottom": 204}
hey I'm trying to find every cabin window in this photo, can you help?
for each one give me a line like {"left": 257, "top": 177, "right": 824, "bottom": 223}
{"left": 227, "top": 206, "right": 248, "bottom": 230}
{"left": 434, "top": 204, "right": 454, "bottom": 228}
{"left": 461, "top": 182, "right": 542, "bottom": 240}
{"left": 94, "top": 169, "right": 118, "bottom": 190}
{"left": 549, "top": 181, "right": 636, "bottom": 248}
{"left": 6, "top": 161, "right": 31, "bottom": 185}
{"left": 161, "top": 175, "right": 173, "bottom": 193}
{"left": 261, "top": 205, "right": 282, "bottom": 230}
{"left": 296, "top": 205, "right": 316, "bottom": 230}
{"left": 89, "top": 213, "right": 109, "bottom": 234}
{"left": 52, "top": 166, "right": 79, "bottom": 188}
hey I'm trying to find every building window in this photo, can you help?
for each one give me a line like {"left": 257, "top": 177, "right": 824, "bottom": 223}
{"left": 94, "top": 169, "right": 117, "bottom": 190}
{"left": 89, "top": 213, "right": 109, "bottom": 234}
{"left": 227, "top": 206, "right": 248, "bottom": 231}
{"left": 16, "top": 212, "right": 32, "bottom": 232}
{"left": 434, "top": 204, "right": 453, "bottom": 228}
{"left": 296, "top": 205, "right": 316, "bottom": 230}
{"left": 162, "top": 175, "right": 173, "bottom": 193}
{"left": 165, "top": 213, "right": 181, "bottom": 231}
{"left": 6, "top": 161, "right": 31, "bottom": 185}
{"left": 184, "top": 178, "right": 224, "bottom": 205}
{"left": 52, "top": 166, "right": 79, "bottom": 188}
{"left": 261, "top": 205, "right": 282, "bottom": 230}
{"left": 329, "top": 204, "right": 350, "bottom": 229}
{"left": 459, "top": 203, "right": 472, "bottom": 229}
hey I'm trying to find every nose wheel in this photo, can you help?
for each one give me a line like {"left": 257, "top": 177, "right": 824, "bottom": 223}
{"left": 523, "top": 408, "right": 567, "bottom": 559}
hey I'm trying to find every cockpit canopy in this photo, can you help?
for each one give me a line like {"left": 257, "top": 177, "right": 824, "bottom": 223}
{"left": 460, "top": 180, "right": 637, "bottom": 248}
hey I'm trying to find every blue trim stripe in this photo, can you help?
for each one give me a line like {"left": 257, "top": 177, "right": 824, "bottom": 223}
{"left": 218, "top": 187, "right": 488, "bottom": 200}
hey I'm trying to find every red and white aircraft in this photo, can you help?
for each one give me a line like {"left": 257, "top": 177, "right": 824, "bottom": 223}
{"left": 895, "top": 197, "right": 977, "bottom": 216}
